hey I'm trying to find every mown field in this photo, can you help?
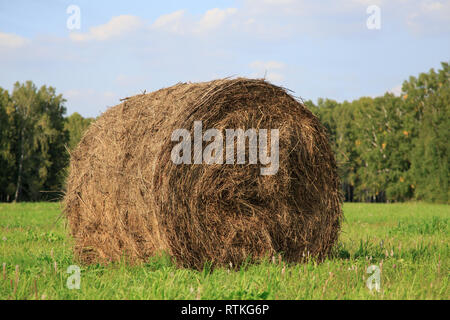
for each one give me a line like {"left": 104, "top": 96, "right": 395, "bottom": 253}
{"left": 0, "top": 202, "right": 448, "bottom": 300}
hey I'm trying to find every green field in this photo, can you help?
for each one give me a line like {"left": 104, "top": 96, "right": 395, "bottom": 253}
{"left": 0, "top": 202, "right": 448, "bottom": 300}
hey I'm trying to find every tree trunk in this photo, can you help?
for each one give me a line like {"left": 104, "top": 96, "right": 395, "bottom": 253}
{"left": 13, "top": 127, "right": 25, "bottom": 202}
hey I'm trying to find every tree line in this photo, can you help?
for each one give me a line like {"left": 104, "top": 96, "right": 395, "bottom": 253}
{"left": 0, "top": 81, "right": 92, "bottom": 202}
{"left": 307, "top": 62, "right": 448, "bottom": 203}
{"left": 0, "top": 63, "right": 448, "bottom": 203}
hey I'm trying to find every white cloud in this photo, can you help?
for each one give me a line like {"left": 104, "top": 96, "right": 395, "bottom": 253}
{"left": 0, "top": 32, "right": 29, "bottom": 49}
{"left": 194, "top": 8, "right": 238, "bottom": 33}
{"left": 151, "top": 8, "right": 237, "bottom": 35}
{"left": 406, "top": 0, "right": 450, "bottom": 34}
{"left": 68, "top": 1, "right": 436, "bottom": 44}
{"left": 151, "top": 10, "right": 186, "bottom": 34}
{"left": 70, "top": 15, "right": 145, "bottom": 42}
{"left": 241, "top": 0, "right": 450, "bottom": 37}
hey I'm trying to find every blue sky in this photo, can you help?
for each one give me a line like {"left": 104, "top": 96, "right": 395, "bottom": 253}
{"left": 0, "top": 0, "right": 449, "bottom": 117}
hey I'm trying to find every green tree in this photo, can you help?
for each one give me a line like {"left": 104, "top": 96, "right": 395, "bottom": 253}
{"left": 37, "top": 85, "right": 70, "bottom": 200}
{"left": 65, "top": 112, "right": 94, "bottom": 150}
{"left": 11, "top": 81, "right": 69, "bottom": 201}
{"left": 404, "top": 62, "right": 449, "bottom": 203}
{"left": 307, "top": 98, "right": 360, "bottom": 200}
{"left": 0, "top": 88, "right": 16, "bottom": 201}
{"left": 354, "top": 95, "right": 413, "bottom": 202}
{"left": 334, "top": 100, "right": 363, "bottom": 202}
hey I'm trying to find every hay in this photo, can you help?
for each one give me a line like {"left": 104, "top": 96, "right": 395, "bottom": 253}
{"left": 64, "top": 78, "right": 342, "bottom": 270}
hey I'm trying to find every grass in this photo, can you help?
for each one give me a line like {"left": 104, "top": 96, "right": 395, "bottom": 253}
{"left": 0, "top": 202, "right": 448, "bottom": 300}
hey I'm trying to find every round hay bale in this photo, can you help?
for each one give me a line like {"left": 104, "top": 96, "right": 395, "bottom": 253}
{"left": 64, "top": 78, "right": 342, "bottom": 270}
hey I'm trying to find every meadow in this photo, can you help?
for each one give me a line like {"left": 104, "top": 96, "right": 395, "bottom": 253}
{"left": 0, "top": 202, "right": 448, "bottom": 300}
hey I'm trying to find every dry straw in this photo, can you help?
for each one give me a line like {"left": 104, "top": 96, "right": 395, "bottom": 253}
{"left": 64, "top": 78, "right": 342, "bottom": 270}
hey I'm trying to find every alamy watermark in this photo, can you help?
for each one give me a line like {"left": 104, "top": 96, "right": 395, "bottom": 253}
{"left": 366, "top": 5, "right": 381, "bottom": 30}
{"left": 171, "top": 121, "right": 279, "bottom": 175}
{"left": 66, "top": 265, "right": 81, "bottom": 290}
{"left": 66, "top": 5, "right": 81, "bottom": 30}
{"left": 366, "top": 265, "right": 381, "bottom": 292}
